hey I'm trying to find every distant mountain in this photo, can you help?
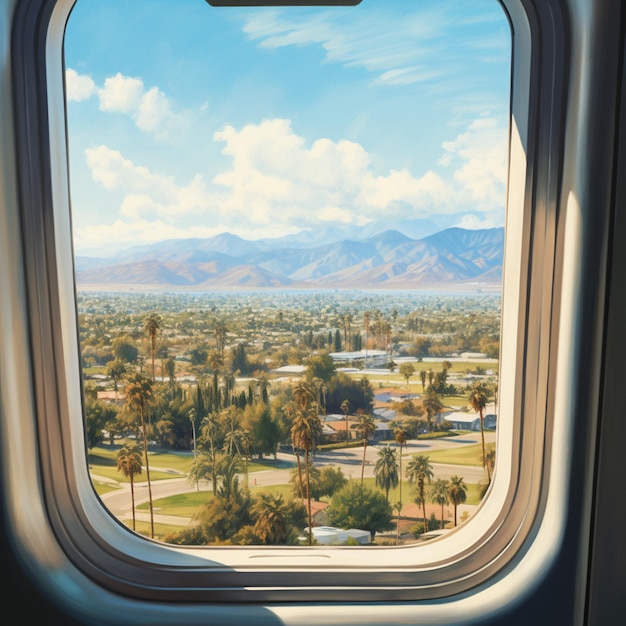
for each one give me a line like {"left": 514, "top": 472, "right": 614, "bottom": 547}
{"left": 75, "top": 226, "right": 504, "bottom": 291}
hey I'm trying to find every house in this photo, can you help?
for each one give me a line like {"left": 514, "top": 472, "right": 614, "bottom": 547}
{"left": 307, "top": 526, "right": 371, "bottom": 545}
{"left": 441, "top": 411, "right": 480, "bottom": 431}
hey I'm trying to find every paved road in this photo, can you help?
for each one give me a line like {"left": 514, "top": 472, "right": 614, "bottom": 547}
{"left": 98, "top": 431, "right": 496, "bottom": 527}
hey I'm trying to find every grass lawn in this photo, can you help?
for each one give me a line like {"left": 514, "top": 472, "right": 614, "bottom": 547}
{"left": 413, "top": 443, "right": 485, "bottom": 466}
{"left": 361, "top": 476, "right": 482, "bottom": 506}
{"left": 138, "top": 476, "right": 484, "bottom": 523}
{"left": 138, "top": 490, "right": 213, "bottom": 516}
{"left": 124, "top": 519, "right": 189, "bottom": 540}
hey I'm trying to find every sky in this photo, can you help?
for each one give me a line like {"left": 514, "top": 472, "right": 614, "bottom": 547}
{"left": 64, "top": 0, "right": 511, "bottom": 257}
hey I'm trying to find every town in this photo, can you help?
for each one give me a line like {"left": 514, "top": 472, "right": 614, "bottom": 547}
{"left": 82, "top": 289, "right": 500, "bottom": 546}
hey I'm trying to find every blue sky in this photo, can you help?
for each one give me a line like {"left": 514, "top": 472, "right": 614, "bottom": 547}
{"left": 64, "top": 0, "right": 511, "bottom": 256}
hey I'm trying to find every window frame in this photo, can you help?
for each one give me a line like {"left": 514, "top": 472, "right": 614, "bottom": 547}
{"left": 1, "top": 0, "right": 623, "bottom": 623}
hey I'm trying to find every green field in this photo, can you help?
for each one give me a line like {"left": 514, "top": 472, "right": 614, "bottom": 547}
{"left": 412, "top": 443, "right": 486, "bottom": 466}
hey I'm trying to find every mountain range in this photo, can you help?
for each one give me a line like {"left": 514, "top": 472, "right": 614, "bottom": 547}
{"left": 75, "top": 226, "right": 504, "bottom": 291}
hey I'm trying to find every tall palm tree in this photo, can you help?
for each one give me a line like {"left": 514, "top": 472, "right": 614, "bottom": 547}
{"left": 143, "top": 313, "right": 163, "bottom": 382}
{"left": 406, "top": 454, "right": 434, "bottom": 535}
{"left": 116, "top": 444, "right": 142, "bottom": 531}
{"left": 124, "top": 374, "right": 155, "bottom": 538}
{"left": 290, "top": 406, "right": 322, "bottom": 544}
{"left": 375, "top": 445, "right": 399, "bottom": 502}
{"left": 448, "top": 475, "right": 468, "bottom": 526}
{"left": 200, "top": 412, "right": 222, "bottom": 492}
{"left": 393, "top": 425, "right": 407, "bottom": 508}
{"left": 356, "top": 413, "right": 377, "bottom": 485}
{"left": 430, "top": 478, "right": 450, "bottom": 530}
{"left": 340, "top": 399, "right": 350, "bottom": 442}
{"left": 468, "top": 382, "right": 490, "bottom": 472}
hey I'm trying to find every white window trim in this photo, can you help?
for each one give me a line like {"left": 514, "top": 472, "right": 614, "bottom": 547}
{"left": 1, "top": 0, "right": 621, "bottom": 623}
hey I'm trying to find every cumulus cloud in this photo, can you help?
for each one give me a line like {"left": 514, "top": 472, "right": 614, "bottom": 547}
{"left": 78, "top": 114, "right": 507, "bottom": 253}
{"left": 85, "top": 145, "right": 212, "bottom": 218}
{"left": 65, "top": 69, "right": 96, "bottom": 101}
{"left": 440, "top": 114, "right": 508, "bottom": 210}
{"left": 65, "top": 68, "right": 190, "bottom": 139}
{"left": 98, "top": 73, "right": 144, "bottom": 113}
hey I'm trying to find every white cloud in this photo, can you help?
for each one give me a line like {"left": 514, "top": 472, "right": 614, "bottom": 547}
{"left": 440, "top": 114, "right": 508, "bottom": 210}
{"left": 79, "top": 113, "right": 508, "bottom": 253}
{"left": 65, "top": 69, "right": 96, "bottom": 102}
{"left": 239, "top": 4, "right": 505, "bottom": 89}
{"left": 85, "top": 145, "right": 212, "bottom": 218}
{"left": 98, "top": 73, "right": 144, "bottom": 113}
{"left": 453, "top": 213, "right": 500, "bottom": 230}
{"left": 63, "top": 69, "right": 191, "bottom": 139}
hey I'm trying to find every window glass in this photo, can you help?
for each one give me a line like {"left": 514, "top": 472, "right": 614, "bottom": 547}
{"left": 65, "top": 0, "right": 510, "bottom": 546}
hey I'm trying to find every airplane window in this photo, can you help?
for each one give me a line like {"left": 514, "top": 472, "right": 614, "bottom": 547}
{"left": 64, "top": 0, "right": 511, "bottom": 548}
{"left": 7, "top": 0, "right": 617, "bottom": 622}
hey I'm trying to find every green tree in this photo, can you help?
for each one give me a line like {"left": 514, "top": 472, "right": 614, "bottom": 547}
{"left": 356, "top": 413, "right": 377, "bottom": 485}
{"left": 448, "top": 475, "right": 468, "bottom": 527}
{"left": 112, "top": 335, "right": 138, "bottom": 364}
{"left": 143, "top": 313, "right": 163, "bottom": 382}
{"left": 468, "top": 382, "right": 490, "bottom": 473}
{"left": 422, "top": 387, "right": 443, "bottom": 432}
{"left": 317, "top": 466, "right": 348, "bottom": 499}
{"left": 106, "top": 358, "right": 127, "bottom": 400}
{"left": 430, "top": 478, "right": 450, "bottom": 530}
{"left": 375, "top": 445, "right": 399, "bottom": 502}
{"left": 328, "top": 483, "right": 394, "bottom": 541}
{"left": 399, "top": 362, "right": 415, "bottom": 388}
{"left": 84, "top": 398, "right": 118, "bottom": 448}
{"left": 116, "top": 444, "right": 142, "bottom": 531}
{"left": 406, "top": 454, "right": 434, "bottom": 535}
{"left": 124, "top": 373, "right": 155, "bottom": 538}
{"left": 165, "top": 357, "right": 176, "bottom": 388}
{"left": 305, "top": 353, "right": 336, "bottom": 383}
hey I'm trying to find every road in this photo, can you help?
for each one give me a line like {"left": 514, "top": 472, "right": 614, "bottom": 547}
{"left": 98, "top": 431, "right": 496, "bottom": 527}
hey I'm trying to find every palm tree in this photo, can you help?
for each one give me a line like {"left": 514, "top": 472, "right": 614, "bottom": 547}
{"left": 124, "top": 373, "right": 155, "bottom": 538}
{"left": 406, "top": 454, "right": 434, "bottom": 535}
{"left": 252, "top": 493, "right": 290, "bottom": 545}
{"left": 290, "top": 406, "right": 322, "bottom": 545}
{"left": 422, "top": 387, "right": 443, "bottom": 432}
{"left": 468, "top": 382, "right": 490, "bottom": 472}
{"left": 393, "top": 425, "right": 407, "bottom": 510}
{"left": 340, "top": 399, "right": 350, "bottom": 442}
{"left": 375, "top": 445, "right": 399, "bottom": 502}
{"left": 116, "top": 444, "right": 142, "bottom": 531}
{"left": 143, "top": 313, "right": 163, "bottom": 382}
{"left": 448, "top": 475, "right": 468, "bottom": 526}
{"left": 356, "top": 413, "right": 377, "bottom": 485}
{"left": 200, "top": 412, "right": 222, "bottom": 492}
{"left": 430, "top": 478, "right": 450, "bottom": 530}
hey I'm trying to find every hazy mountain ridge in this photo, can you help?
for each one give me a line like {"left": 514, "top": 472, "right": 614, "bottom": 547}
{"left": 75, "top": 226, "right": 504, "bottom": 291}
